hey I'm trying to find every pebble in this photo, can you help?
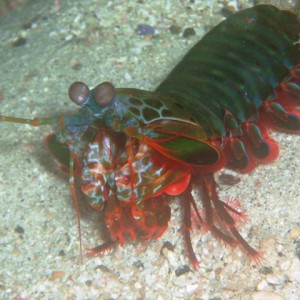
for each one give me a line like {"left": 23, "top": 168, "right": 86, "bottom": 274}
{"left": 161, "top": 244, "right": 178, "bottom": 267}
{"left": 124, "top": 72, "right": 132, "bottom": 82}
{"left": 183, "top": 27, "right": 196, "bottom": 38}
{"left": 256, "top": 279, "right": 269, "bottom": 291}
{"left": 51, "top": 271, "right": 65, "bottom": 280}
{"left": 169, "top": 25, "right": 181, "bottom": 35}
{"left": 288, "top": 227, "right": 300, "bottom": 240}
{"left": 70, "top": 59, "right": 83, "bottom": 70}
{"left": 136, "top": 24, "right": 155, "bottom": 36}
{"left": 11, "top": 36, "right": 27, "bottom": 47}
{"left": 218, "top": 173, "right": 240, "bottom": 186}
{"left": 14, "top": 225, "right": 25, "bottom": 234}
{"left": 265, "top": 274, "right": 285, "bottom": 285}
{"left": 64, "top": 33, "right": 73, "bottom": 41}
{"left": 175, "top": 265, "right": 190, "bottom": 277}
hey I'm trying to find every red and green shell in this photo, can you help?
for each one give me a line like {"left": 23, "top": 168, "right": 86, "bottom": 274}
{"left": 1, "top": 5, "right": 300, "bottom": 267}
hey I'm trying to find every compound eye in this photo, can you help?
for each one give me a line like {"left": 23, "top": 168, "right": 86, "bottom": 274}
{"left": 93, "top": 82, "right": 116, "bottom": 106}
{"left": 68, "top": 81, "right": 89, "bottom": 106}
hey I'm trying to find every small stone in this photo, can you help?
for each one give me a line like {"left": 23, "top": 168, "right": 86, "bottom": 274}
{"left": 256, "top": 279, "right": 269, "bottom": 291}
{"left": 15, "top": 225, "right": 25, "bottom": 234}
{"left": 175, "top": 265, "right": 191, "bottom": 277}
{"left": 183, "top": 27, "right": 196, "bottom": 38}
{"left": 259, "top": 266, "right": 273, "bottom": 275}
{"left": 51, "top": 271, "right": 65, "bottom": 280}
{"left": 169, "top": 25, "right": 181, "bottom": 35}
{"left": 58, "top": 250, "right": 65, "bottom": 257}
{"left": 64, "top": 34, "right": 74, "bottom": 41}
{"left": 265, "top": 274, "right": 285, "bottom": 285}
{"left": 23, "top": 69, "right": 39, "bottom": 82}
{"left": 95, "top": 265, "right": 110, "bottom": 272}
{"left": 124, "top": 72, "right": 132, "bottom": 81}
{"left": 218, "top": 173, "right": 240, "bottom": 186}
{"left": 85, "top": 280, "right": 92, "bottom": 286}
{"left": 288, "top": 227, "right": 300, "bottom": 240}
{"left": 11, "top": 36, "right": 27, "bottom": 47}
{"left": 70, "top": 59, "right": 83, "bottom": 71}
{"left": 133, "top": 260, "right": 144, "bottom": 269}
{"left": 251, "top": 291, "right": 286, "bottom": 300}
{"left": 136, "top": 24, "right": 155, "bottom": 36}
{"left": 161, "top": 244, "right": 177, "bottom": 266}
{"left": 160, "top": 241, "right": 174, "bottom": 252}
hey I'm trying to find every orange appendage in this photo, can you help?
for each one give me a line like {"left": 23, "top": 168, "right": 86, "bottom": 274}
{"left": 165, "top": 174, "right": 191, "bottom": 196}
{"left": 86, "top": 173, "right": 262, "bottom": 267}
{"left": 88, "top": 197, "right": 172, "bottom": 257}
{"left": 181, "top": 174, "right": 261, "bottom": 267}
{"left": 223, "top": 197, "right": 248, "bottom": 225}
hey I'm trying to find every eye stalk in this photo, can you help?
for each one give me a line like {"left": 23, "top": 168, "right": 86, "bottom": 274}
{"left": 68, "top": 81, "right": 89, "bottom": 106}
{"left": 68, "top": 81, "right": 116, "bottom": 109}
{"left": 93, "top": 82, "right": 116, "bottom": 106}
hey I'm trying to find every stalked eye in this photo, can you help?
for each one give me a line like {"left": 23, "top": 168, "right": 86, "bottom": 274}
{"left": 93, "top": 82, "right": 116, "bottom": 106}
{"left": 68, "top": 81, "right": 89, "bottom": 106}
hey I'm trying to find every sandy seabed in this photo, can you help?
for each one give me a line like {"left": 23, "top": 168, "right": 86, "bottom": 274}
{"left": 0, "top": 0, "right": 299, "bottom": 299}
